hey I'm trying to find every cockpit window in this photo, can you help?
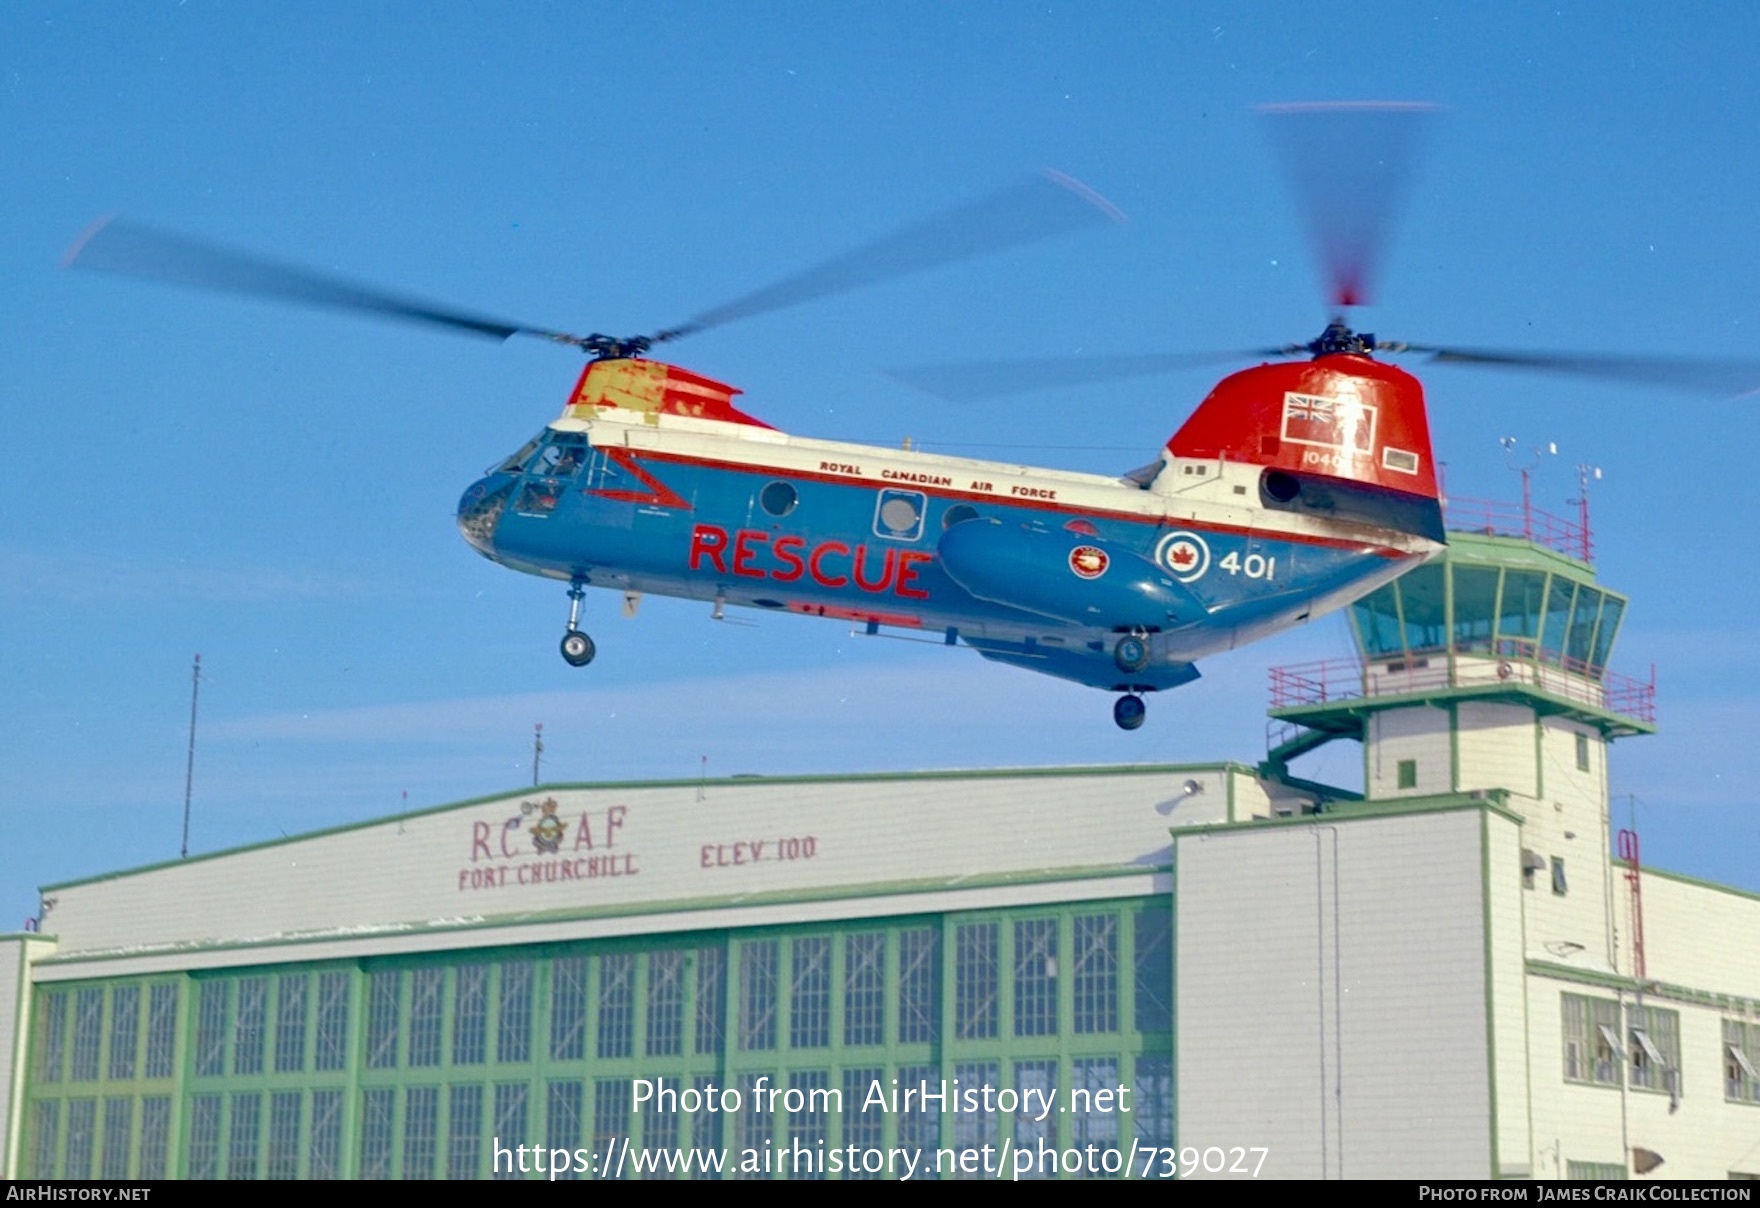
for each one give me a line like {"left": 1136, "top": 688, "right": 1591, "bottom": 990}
{"left": 493, "top": 432, "right": 547, "bottom": 475}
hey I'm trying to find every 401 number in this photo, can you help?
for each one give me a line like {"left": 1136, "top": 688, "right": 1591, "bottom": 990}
{"left": 1218, "top": 551, "right": 1276, "bottom": 580}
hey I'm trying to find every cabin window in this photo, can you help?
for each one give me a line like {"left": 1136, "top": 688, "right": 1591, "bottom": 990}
{"left": 942, "top": 504, "right": 979, "bottom": 529}
{"left": 759, "top": 481, "right": 798, "bottom": 517}
{"left": 873, "top": 489, "right": 926, "bottom": 541}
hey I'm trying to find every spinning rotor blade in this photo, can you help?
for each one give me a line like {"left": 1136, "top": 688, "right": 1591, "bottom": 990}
{"left": 1260, "top": 101, "right": 1436, "bottom": 309}
{"left": 886, "top": 349, "right": 1284, "bottom": 402}
{"left": 64, "top": 217, "right": 585, "bottom": 346}
{"left": 1395, "top": 344, "right": 1760, "bottom": 396}
{"left": 654, "top": 170, "right": 1125, "bottom": 343}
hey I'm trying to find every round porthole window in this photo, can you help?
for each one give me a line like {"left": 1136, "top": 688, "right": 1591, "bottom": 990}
{"left": 879, "top": 496, "right": 921, "bottom": 533}
{"left": 759, "top": 480, "right": 799, "bottom": 517}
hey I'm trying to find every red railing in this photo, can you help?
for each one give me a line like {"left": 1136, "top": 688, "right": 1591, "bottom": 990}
{"left": 1442, "top": 495, "right": 1592, "bottom": 564}
{"left": 1269, "top": 654, "right": 1655, "bottom": 725}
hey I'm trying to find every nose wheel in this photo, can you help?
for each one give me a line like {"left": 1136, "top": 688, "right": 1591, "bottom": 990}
{"left": 560, "top": 629, "right": 596, "bottom": 667}
{"left": 559, "top": 578, "right": 595, "bottom": 668}
{"left": 1113, "top": 693, "right": 1147, "bottom": 731}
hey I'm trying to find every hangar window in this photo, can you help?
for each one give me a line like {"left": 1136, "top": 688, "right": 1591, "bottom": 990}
{"left": 597, "top": 953, "right": 635, "bottom": 1059}
{"left": 366, "top": 970, "right": 401, "bottom": 1069}
{"left": 448, "top": 1085, "right": 482, "bottom": 1179}
{"left": 1074, "top": 913, "right": 1119, "bottom": 1034}
{"left": 790, "top": 937, "right": 831, "bottom": 1049}
{"left": 491, "top": 1085, "right": 529, "bottom": 1181}
{"left": 843, "top": 1067, "right": 885, "bottom": 1156}
{"left": 139, "top": 1096, "right": 172, "bottom": 1179}
{"left": 739, "top": 940, "right": 779, "bottom": 1052}
{"left": 408, "top": 968, "right": 444, "bottom": 1067}
{"left": 107, "top": 985, "right": 139, "bottom": 1082}
{"left": 314, "top": 972, "right": 350, "bottom": 1072}
{"left": 101, "top": 1098, "right": 131, "bottom": 1179}
{"left": 403, "top": 1085, "right": 439, "bottom": 1178}
{"left": 268, "top": 1091, "right": 300, "bottom": 1180}
{"left": 843, "top": 933, "right": 885, "bottom": 1046}
{"left": 227, "top": 1092, "right": 260, "bottom": 1179}
{"left": 274, "top": 975, "right": 306, "bottom": 1074}
{"left": 954, "top": 1059, "right": 1000, "bottom": 1157}
{"left": 549, "top": 957, "right": 587, "bottom": 1062}
{"left": 145, "top": 984, "right": 180, "bottom": 1079}
{"left": 452, "top": 965, "right": 488, "bottom": 1066}
{"left": 956, "top": 923, "right": 1000, "bottom": 1040}
{"left": 1629, "top": 1004, "right": 1681, "bottom": 1094}
{"left": 496, "top": 961, "right": 533, "bottom": 1064}
{"left": 232, "top": 977, "right": 268, "bottom": 1076}
{"left": 1725, "top": 1020, "right": 1760, "bottom": 1102}
{"left": 545, "top": 1080, "right": 583, "bottom": 1160}
{"left": 1015, "top": 1059, "right": 1058, "bottom": 1159}
{"left": 1567, "top": 1161, "right": 1628, "bottom": 1180}
{"left": 1015, "top": 919, "right": 1059, "bottom": 1037}
{"left": 897, "top": 927, "right": 940, "bottom": 1045}
{"left": 1562, "top": 993, "right": 1622, "bottom": 1086}
{"left": 788, "top": 1069, "right": 830, "bottom": 1152}
{"left": 195, "top": 982, "right": 228, "bottom": 1077}
{"left": 70, "top": 988, "right": 103, "bottom": 1082}
{"left": 187, "top": 1093, "right": 222, "bottom": 1180}
{"left": 695, "top": 946, "right": 726, "bottom": 1056}
{"left": 1073, "top": 1057, "right": 1121, "bottom": 1147}
{"left": 1134, "top": 911, "right": 1172, "bottom": 1034}
{"left": 646, "top": 951, "right": 686, "bottom": 1058}
{"left": 593, "top": 1078, "right": 630, "bottom": 1157}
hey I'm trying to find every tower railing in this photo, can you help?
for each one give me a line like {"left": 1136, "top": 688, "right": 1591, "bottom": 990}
{"left": 1442, "top": 494, "right": 1593, "bottom": 564}
{"left": 1269, "top": 652, "right": 1655, "bottom": 725}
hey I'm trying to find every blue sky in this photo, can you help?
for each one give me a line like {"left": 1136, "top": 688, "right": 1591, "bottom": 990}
{"left": 4, "top": 2, "right": 1758, "bottom": 923}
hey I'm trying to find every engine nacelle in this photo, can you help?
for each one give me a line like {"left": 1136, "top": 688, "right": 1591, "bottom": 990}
{"left": 938, "top": 518, "right": 1200, "bottom": 630}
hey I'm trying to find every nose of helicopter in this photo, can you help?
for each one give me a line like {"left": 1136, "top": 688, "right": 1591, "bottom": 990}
{"left": 457, "top": 476, "right": 511, "bottom": 557}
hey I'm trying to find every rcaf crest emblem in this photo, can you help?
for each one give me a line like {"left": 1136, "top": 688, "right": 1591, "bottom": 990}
{"left": 522, "top": 797, "right": 566, "bottom": 854}
{"left": 1069, "top": 545, "right": 1109, "bottom": 579}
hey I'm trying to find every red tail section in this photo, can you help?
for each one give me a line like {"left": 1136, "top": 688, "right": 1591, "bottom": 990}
{"left": 563, "top": 358, "right": 775, "bottom": 429}
{"left": 1168, "top": 354, "right": 1438, "bottom": 499}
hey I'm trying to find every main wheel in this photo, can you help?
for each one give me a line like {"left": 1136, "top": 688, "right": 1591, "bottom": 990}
{"left": 560, "top": 630, "right": 596, "bottom": 667}
{"left": 1113, "top": 693, "right": 1147, "bottom": 731}
{"left": 1113, "top": 634, "right": 1150, "bottom": 673}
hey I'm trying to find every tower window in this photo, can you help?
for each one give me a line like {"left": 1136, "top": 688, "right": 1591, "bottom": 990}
{"left": 1576, "top": 733, "right": 1591, "bottom": 773}
{"left": 1552, "top": 857, "right": 1569, "bottom": 896}
{"left": 1396, "top": 759, "right": 1417, "bottom": 790}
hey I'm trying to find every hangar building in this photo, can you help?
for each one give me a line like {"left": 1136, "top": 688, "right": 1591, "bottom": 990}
{"left": 3, "top": 512, "right": 1757, "bottom": 1180}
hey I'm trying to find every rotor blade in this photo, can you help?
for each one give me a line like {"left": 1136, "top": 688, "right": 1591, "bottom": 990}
{"left": 64, "top": 217, "right": 584, "bottom": 345}
{"left": 655, "top": 170, "right": 1125, "bottom": 343}
{"left": 1259, "top": 101, "right": 1436, "bottom": 309}
{"left": 886, "top": 348, "right": 1288, "bottom": 402}
{"left": 1393, "top": 344, "right": 1760, "bottom": 396}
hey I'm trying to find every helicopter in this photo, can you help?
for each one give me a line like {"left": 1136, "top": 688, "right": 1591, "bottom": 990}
{"left": 64, "top": 106, "right": 1758, "bottom": 730}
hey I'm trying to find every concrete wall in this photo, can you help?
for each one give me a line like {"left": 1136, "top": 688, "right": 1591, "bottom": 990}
{"left": 1174, "top": 807, "right": 1493, "bottom": 1179}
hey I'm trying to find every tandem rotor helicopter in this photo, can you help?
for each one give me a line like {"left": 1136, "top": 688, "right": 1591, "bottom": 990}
{"left": 65, "top": 105, "right": 1759, "bottom": 729}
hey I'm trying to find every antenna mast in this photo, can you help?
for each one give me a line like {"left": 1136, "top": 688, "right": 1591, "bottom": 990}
{"left": 180, "top": 654, "right": 201, "bottom": 859}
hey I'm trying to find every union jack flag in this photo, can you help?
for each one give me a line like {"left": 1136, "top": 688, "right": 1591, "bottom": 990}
{"left": 1281, "top": 392, "right": 1376, "bottom": 453}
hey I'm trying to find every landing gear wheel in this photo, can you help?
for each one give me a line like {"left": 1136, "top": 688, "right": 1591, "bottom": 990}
{"left": 560, "top": 630, "right": 596, "bottom": 667}
{"left": 1113, "top": 693, "right": 1147, "bottom": 731}
{"left": 1113, "top": 634, "right": 1150, "bottom": 673}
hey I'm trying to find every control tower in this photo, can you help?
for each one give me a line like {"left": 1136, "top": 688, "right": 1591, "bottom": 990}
{"left": 1263, "top": 492, "right": 1655, "bottom": 969}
